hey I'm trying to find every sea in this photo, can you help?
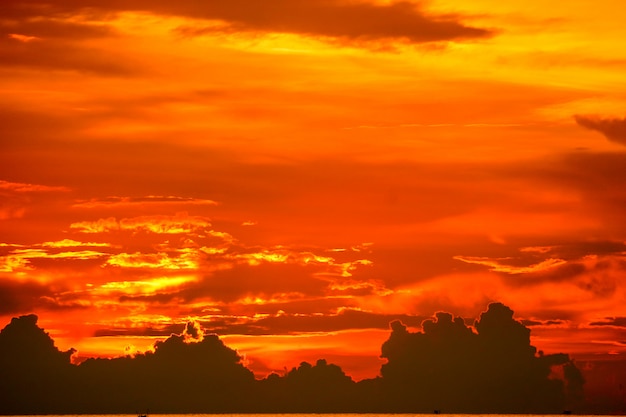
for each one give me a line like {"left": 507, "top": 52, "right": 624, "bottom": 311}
{"left": 3, "top": 414, "right": 615, "bottom": 417}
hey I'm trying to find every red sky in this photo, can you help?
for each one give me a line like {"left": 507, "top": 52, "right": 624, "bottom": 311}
{"left": 2, "top": 0, "right": 626, "bottom": 384}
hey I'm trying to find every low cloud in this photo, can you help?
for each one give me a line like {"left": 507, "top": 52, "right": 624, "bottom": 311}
{"left": 0, "top": 303, "right": 582, "bottom": 414}
{"left": 0, "top": 303, "right": 584, "bottom": 414}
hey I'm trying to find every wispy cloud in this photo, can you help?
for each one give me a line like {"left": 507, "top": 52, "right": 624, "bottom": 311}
{"left": 574, "top": 114, "right": 626, "bottom": 145}
{"left": 0, "top": 180, "right": 70, "bottom": 193}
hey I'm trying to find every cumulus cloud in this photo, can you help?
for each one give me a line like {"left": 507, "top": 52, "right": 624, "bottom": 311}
{"left": 0, "top": 315, "right": 76, "bottom": 414}
{"left": 379, "top": 303, "right": 583, "bottom": 413}
{"left": 574, "top": 114, "right": 626, "bottom": 145}
{"left": 0, "top": 304, "right": 582, "bottom": 414}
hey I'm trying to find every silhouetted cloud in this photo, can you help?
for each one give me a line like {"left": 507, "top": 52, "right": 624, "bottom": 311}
{"left": 574, "top": 114, "right": 626, "bottom": 145}
{"left": 0, "top": 303, "right": 585, "bottom": 414}
{"left": 378, "top": 303, "right": 583, "bottom": 413}
{"left": 75, "top": 331, "right": 256, "bottom": 413}
{"left": 0, "top": 315, "right": 76, "bottom": 414}
{"left": 257, "top": 358, "right": 357, "bottom": 412}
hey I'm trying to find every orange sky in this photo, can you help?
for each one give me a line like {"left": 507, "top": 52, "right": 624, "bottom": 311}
{"left": 2, "top": 0, "right": 626, "bottom": 382}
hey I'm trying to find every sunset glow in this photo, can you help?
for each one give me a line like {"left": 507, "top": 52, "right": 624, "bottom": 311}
{"left": 2, "top": 0, "right": 626, "bottom": 407}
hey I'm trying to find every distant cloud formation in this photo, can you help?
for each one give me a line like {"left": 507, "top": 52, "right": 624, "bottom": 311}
{"left": 574, "top": 115, "right": 626, "bottom": 145}
{"left": 0, "top": 303, "right": 583, "bottom": 414}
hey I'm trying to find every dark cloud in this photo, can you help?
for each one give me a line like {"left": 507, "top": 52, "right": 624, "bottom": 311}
{"left": 0, "top": 303, "right": 592, "bottom": 414}
{"left": 75, "top": 332, "right": 256, "bottom": 413}
{"left": 378, "top": 303, "right": 583, "bottom": 413}
{"left": 93, "top": 324, "right": 185, "bottom": 337}
{"left": 257, "top": 358, "right": 356, "bottom": 412}
{"left": 589, "top": 317, "right": 626, "bottom": 328}
{"left": 574, "top": 115, "right": 626, "bottom": 145}
{"left": 521, "top": 318, "right": 567, "bottom": 327}
{"left": 0, "top": 36, "right": 141, "bottom": 76}
{"left": 0, "top": 315, "right": 76, "bottom": 414}
{"left": 0, "top": 280, "right": 54, "bottom": 315}
{"left": 0, "top": 19, "right": 114, "bottom": 39}
{"left": 169, "top": 0, "right": 493, "bottom": 43}
{"left": 2, "top": 0, "right": 492, "bottom": 45}
{"left": 550, "top": 240, "right": 626, "bottom": 259}
{"left": 95, "top": 309, "right": 429, "bottom": 336}
{"left": 241, "top": 309, "right": 428, "bottom": 334}
{"left": 184, "top": 262, "right": 331, "bottom": 303}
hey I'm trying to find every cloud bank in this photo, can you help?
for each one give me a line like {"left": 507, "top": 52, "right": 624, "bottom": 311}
{"left": 0, "top": 303, "right": 583, "bottom": 414}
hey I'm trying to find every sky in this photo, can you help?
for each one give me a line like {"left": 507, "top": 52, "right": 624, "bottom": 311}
{"left": 1, "top": 0, "right": 626, "bottom": 385}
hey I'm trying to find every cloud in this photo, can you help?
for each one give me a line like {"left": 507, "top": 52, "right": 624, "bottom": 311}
{"left": 171, "top": 0, "right": 492, "bottom": 44}
{"left": 105, "top": 250, "right": 199, "bottom": 270}
{"left": 0, "top": 281, "right": 55, "bottom": 314}
{"left": 1, "top": 19, "right": 114, "bottom": 40}
{"left": 453, "top": 255, "right": 567, "bottom": 274}
{"left": 0, "top": 314, "right": 256, "bottom": 413}
{"left": 574, "top": 115, "right": 626, "bottom": 145}
{"left": 230, "top": 309, "right": 428, "bottom": 335}
{"left": 0, "top": 180, "right": 70, "bottom": 193}
{"left": 0, "top": 35, "right": 141, "bottom": 76}
{"left": 40, "top": 239, "right": 111, "bottom": 248}
{"left": 3, "top": 0, "right": 492, "bottom": 45}
{"left": 379, "top": 303, "right": 583, "bottom": 413}
{"left": 72, "top": 196, "right": 218, "bottom": 209}
{"left": 1, "top": 304, "right": 583, "bottom": 414}
{"left": 0, "top": 315, "right": 77, "bottom": 413}
{"left": 70, "top": 213, "right": 215, "bottom": 235}
{"left": 0, "top": 248, "right": 109, "bottom": 272}
{"left": 589, "top": 317, "right": 626, "bottom": 328}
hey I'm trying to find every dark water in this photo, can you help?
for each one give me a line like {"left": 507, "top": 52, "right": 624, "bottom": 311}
{"left": 5, "top": 414, "right": 609, "bottom": 417}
